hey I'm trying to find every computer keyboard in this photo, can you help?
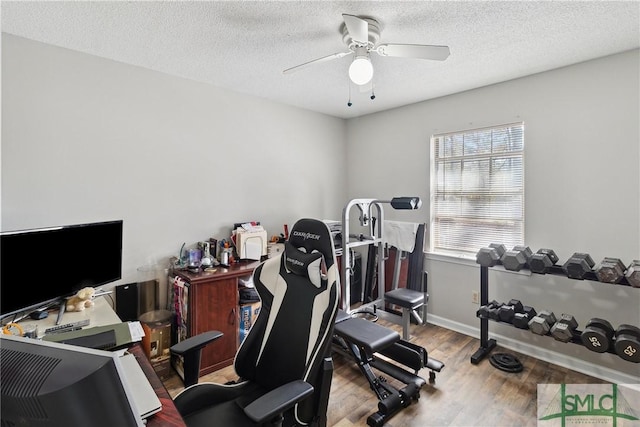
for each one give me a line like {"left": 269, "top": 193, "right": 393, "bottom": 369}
{"left": 59, "top": 329, "right": 117, "bottom": 350}
{"left": 45, "top": 319, "right": 91, "bottom": 334}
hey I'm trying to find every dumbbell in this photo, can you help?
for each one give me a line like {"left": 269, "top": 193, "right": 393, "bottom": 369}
{"left": 513, "top": 306, "right": 537, "bottom": 329}
{"left": 476, "top": 243, "right": 506, "bottom": 267}
{"left": 595, "top": 257, "right": 626, "bottom": 284}
{"left": 625, "top": 260, "right": 640, "bottom": 287}
{"left": 529, "top": 310, "right": 557, "bottom": 335}
{"left": 498, "top": 299, "right": 524, "bottom": 323}
{"left": 581, "top": 318, "right": 614, "bottom": 353}
{"left": 550, "top": 314, "right": 579, "bottom": 343}
{"left": 487, "top": 302, "right": 504, "bottom": 321}
{"left": 501, "top": 246, "right": 533, "bottom": 272}
{"left": 614, "top": 324, "right": 640, "bottom": 363}
{"left": 476, "top": 300, "right": 502, "bottom": 318}
{"left": 562, "top": 252, "right": 595, "bottom": 279}
{"left": 529, "top": 249, "right": 559, "bottom": 274}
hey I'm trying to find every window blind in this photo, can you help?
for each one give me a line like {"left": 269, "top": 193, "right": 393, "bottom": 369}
{"left": 430, "top": 122, "right": 525, "bottom": 255}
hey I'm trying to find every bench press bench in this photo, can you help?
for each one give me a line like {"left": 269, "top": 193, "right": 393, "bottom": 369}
{"left": 333, "top": 310, "right": 444, "bottom": 427}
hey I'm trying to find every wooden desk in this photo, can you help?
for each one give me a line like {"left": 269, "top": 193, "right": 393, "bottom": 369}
{"left": 130, "top": 343, "right": 187, "bottom": 427}
{"left": 20, "top": 296, "right": 122, "bottom": 338}
{"left": 20, "top": 297, "right": 187, "bottom": 427}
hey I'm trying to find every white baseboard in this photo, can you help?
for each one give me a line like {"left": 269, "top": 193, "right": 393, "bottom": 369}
{"left": 427, "top": 314, "right": 639, "bottom": 385}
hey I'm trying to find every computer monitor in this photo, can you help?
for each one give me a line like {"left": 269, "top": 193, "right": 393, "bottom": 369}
{"left": 0, "top": 335, "right": 144, "bottom": 427}
{"left": 0, "top": 220, "right": 123, "bottom": 319}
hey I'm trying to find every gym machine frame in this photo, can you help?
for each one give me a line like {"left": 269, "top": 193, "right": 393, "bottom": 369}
{"left": 335, "top": 197, "right": 444, "bottom": 427}
{"left": 471, "top": 264, "right": 637, "bottom": 364}
{"left": 340, "top": 198, "right": 384, "bottom": 314}
{"left": 340, "top": 197, "right": 424, "bottom": 320}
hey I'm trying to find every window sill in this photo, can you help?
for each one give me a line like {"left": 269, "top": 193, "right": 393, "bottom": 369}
{"left": 424, "top": 252, "right": 533, "bottom": 276}
{"left": 425, "top": 251, "right": 476, "bottom": 266}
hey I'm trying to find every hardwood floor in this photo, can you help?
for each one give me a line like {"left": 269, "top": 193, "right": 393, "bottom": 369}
{"left": 163, "top": 320, "right": 607, "bottom": 426}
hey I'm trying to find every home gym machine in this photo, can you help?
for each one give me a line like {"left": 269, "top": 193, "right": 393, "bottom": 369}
{"left": 332, "top": 197, "right": 444, "bottom": 427}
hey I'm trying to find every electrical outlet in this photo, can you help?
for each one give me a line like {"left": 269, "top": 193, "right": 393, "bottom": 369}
{"left": 472, "top": 291, "right": 480, "bottom": 304}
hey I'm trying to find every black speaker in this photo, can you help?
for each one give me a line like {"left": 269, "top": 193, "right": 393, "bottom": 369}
{"left": 115, "top": 282, "right": 139, "bottom": 321}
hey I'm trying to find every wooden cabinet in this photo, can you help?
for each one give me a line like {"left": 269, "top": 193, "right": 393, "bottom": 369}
{"left": 173, "top": 261, "right": 260, "bottom": 375}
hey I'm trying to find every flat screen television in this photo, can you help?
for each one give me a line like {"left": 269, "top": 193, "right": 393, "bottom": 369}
{"left": 0, "top": 220, "right": 123, "bottom": 318}
{"left": 0, "top": 334, "right": 143, "bottom": 427}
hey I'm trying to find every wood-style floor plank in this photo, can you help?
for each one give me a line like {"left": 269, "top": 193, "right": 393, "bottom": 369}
{"left": 163, "top": 320, "right": 608, "bottom": 426}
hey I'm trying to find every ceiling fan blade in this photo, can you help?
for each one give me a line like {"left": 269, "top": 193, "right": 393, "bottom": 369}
{"left": 342, "top": 14, "right": 369, "bottom": 45}
{"left": 375, "top": 44, "right": 450, "bottom": 61}
{"left": 283, "top": 51, "right": 353, "bottom": 74}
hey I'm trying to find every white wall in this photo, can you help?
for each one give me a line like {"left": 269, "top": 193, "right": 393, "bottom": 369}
{"left": 346, "top": 50, "right": 640, "bottom": 380}
{"left": 1, "top": 34, "right": 348, "bottom": 284}
{"left": 3, "top": 33, "right": 639, "bottom": 381}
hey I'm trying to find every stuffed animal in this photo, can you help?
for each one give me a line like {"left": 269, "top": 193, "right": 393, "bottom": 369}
{"left": 66, "top": 287, "right": 96, "bottom": 312}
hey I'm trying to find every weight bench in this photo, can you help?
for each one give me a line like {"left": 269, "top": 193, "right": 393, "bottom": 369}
{"left": 385, "top": 285, "right": 427, "bottom": 341}
{"left": 333, "top": 310, "right": 444, "bottom": 427}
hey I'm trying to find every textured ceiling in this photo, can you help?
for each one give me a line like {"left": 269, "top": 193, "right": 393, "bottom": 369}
{"left": 2, "top": 1, "right": 639, "bottom": 119}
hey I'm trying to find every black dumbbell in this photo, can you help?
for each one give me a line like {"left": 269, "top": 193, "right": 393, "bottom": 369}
{"left": 529, "top": 310, "right": 557, "bottom": 335}
{"left": 550, "top": 314, "right": 579, "bottom": 343}
{"left": 562, "top": 253, "right": 595, "bottom": 279}
{"left": 614, "top": 324, "right": 640, "bottom": 363}
{"left": 581, "top": 318, "right": 615, "bottom": 353}
{"left": 513, "top": 306, "right": 537, "bottom": 329}
{"left": 488, "top": 302, "right": 504, "bottom": 321}
{"left": 476, "top": 300, "right": 502, "bottom": 318}
{"left": 476, "top": 244, "right": 506, "bottom": 267}
{"left": 625, "top": 260, "right": 640, "bottom": 288}
{"left": 502, "top": 246, "right": 533, "bottom": 272}
{"left": 529, "top": 249, "right": 559, "bottom": 274}
{"left": 595, "top": 257, "right": 626, "bottom": 284}
{"left": 498, "top": 299, "right": 524, "bottom": 323}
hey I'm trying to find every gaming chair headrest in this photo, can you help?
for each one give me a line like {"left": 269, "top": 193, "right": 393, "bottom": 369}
{"left": 284, "top": 242, "right": 324, "bottom": 287}
{"left": 285, "top": 218, "right": 335, "bottom": 270}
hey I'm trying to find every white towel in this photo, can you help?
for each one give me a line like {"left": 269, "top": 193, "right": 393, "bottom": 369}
{"left": 384, "top": 220, "right": 420, "bottom": 253}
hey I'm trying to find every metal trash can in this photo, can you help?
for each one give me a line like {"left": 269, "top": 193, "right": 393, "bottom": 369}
{"left": 139, "top": 309, "right": 173, "bottom": 379}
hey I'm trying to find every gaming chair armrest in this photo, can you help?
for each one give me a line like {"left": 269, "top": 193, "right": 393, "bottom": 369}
{"left": 170, "top": 330, "right": 223, "bottom": 387}
{"left": 243, "top": 380, "right": 314, "bottom": 423}
{"left": 170, "top": 330, "right": 223, "bottom": 354}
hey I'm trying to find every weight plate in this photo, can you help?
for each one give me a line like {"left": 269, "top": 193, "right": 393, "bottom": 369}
{"left": 587, "top": 318, "right": 614, "bottom": 338}
{"left": 614, "top": 334, "right": 640, "bottom": 363}
{"left": 489, "top": 353, "right": 523, "bottom": 373}
{"left": 581, "top": 329, "right": 611, "bottom": 353}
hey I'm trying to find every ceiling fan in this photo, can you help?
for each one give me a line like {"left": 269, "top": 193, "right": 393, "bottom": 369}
{"left": 283, "top": 14, "right": 451, "bottom": 86}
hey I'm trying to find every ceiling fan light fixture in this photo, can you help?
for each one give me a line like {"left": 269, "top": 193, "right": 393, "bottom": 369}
{"left": 348, "top": 52, "right": 373, "bottom": 85}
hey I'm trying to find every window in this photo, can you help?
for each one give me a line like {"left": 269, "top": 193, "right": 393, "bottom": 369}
{"left": 429, "top": 122, "right": 524, "bottom": 255}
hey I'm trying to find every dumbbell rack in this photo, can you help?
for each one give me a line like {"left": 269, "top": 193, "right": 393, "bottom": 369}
{"left": 470, "top": 264, "right": 634, "bottom": 364}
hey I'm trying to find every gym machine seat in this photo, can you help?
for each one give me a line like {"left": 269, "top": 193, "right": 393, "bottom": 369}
{"left": 384, "top": 272, "right": 428, "bottom": 340}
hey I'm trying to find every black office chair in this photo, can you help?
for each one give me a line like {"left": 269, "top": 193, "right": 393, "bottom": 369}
{"left": 173, "top": 218, "right": 340, "bottom": 427}
{"left": 170, "top": 330, "right": 223, "bottom": 388}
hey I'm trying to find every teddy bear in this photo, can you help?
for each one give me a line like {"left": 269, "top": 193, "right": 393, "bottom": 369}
{"left": 66, "top": 287, "right": 96, "bottom": 312}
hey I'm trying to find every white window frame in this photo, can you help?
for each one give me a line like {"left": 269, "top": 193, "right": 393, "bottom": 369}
{"left": 429, "top": 122, "right": 525, "bottom": 257}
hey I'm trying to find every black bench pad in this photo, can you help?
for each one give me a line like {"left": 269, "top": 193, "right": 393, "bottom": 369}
{"left": 385, "top": 288, "right": 425, "bottom": 309}
{"left": 334, "top": 316, "right": 400, "bottom": 353}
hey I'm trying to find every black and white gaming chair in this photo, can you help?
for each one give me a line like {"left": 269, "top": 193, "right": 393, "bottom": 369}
{"left": 174, "top": 218, "right": 340, "bottom": 427}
